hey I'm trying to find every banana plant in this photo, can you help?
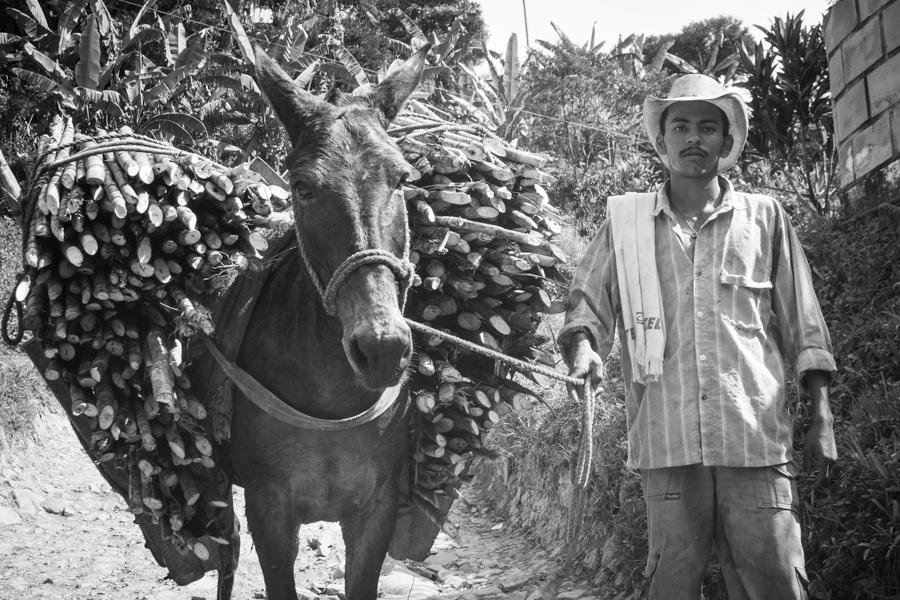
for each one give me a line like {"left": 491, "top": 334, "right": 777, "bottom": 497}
{"left": 445, "top": 33, "right": 530, "bottom": 141}
{"left": 1, "top": 0, "right": 214, "bottom": 145}
{"left": 663, "top": 28, "right": 741, "bottom": 83}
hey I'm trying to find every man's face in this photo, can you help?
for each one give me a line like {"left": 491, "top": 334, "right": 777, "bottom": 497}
{"left": 655, "top": 101, "right": 733, "bottom": 179}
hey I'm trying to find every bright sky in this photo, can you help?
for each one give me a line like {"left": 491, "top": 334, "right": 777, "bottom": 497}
{"left": 479, "top": 0, "right": 834, "bottom": 54}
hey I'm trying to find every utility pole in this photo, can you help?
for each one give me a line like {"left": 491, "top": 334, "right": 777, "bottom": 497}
{"left": 522, "top": 0, "right": 530, "bottom": 48}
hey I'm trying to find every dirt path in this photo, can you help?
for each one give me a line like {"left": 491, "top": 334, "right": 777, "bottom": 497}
{"left": 0, "top": 410, "right": 599, "bottom": 600}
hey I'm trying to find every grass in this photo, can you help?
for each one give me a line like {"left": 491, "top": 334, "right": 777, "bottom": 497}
{"left": 0, "top": 215, "right": 49, "bottom": 452}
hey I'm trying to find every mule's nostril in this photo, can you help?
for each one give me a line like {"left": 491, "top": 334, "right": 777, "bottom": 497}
{"left": 348, "top": 337, "right": 370, "bottom": 374}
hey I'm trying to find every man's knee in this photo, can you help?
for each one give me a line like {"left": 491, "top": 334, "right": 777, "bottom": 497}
{"left": 643, "top": 466, "right": 715, "bottom": 599}
{"left": 717, "top": 465, "right": 807, "bottom": 600}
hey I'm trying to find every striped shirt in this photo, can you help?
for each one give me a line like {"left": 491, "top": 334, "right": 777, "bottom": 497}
{"left": 558, "top": 178, "right": 836, "bottom": 469}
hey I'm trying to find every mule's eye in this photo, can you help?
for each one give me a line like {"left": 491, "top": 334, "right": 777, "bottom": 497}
{"left": 294, "top": 182, "right": 314, "bottom": 203}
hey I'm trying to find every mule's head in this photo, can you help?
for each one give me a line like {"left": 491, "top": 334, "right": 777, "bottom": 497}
{"left": 254, "top": 48, "right": 427, "bottom": 390}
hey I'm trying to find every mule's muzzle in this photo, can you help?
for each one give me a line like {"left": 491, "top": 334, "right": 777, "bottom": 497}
{"left": 344, "top": 319, "right": 412, "bottom": 390}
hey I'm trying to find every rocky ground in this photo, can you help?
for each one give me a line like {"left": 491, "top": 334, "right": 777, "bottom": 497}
{"left": 0, "top": 408, "right": 600, "bottom": 600}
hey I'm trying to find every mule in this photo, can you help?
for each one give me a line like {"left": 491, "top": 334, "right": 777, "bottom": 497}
{"left": 215, "top": 47, "right": 428, "bottom": 600}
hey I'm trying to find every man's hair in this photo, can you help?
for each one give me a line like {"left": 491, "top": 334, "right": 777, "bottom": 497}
{"left": 659, "top": 104, "right": 730, "bottom": 138}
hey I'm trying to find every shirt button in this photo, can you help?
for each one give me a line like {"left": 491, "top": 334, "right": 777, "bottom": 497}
{"left": 699, "top": 354, "right": 707, "bottom": 361}
{"left": 701, "top": 394, "right": 708, "bottom": 401}
{"left": 696, "top": 310, "right": 704, "bottom": 317}
{"left": 696, "top": 271, "right": 702, "bottom": 277}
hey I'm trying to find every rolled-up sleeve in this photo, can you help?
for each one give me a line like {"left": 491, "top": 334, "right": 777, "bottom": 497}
{"left": 770, "top": 205, "right": 837, "bottom": 384}
{"left": 557, "top": 222, "right": 620, "bottom": 360}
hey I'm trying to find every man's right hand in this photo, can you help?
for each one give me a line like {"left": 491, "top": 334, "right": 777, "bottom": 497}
{"left": 566, "top": 332, "right": 604, "bottom": 403}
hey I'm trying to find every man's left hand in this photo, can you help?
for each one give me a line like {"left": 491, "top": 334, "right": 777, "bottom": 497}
{"left": 804, "top": 417, "right": 837, "bottom": 487}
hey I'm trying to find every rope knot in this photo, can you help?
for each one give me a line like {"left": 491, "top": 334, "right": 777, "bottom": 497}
{"left": 317, "top": 249, "right": 414, "bottom": 316}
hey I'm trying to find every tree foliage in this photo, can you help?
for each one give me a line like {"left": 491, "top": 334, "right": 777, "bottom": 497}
{"left": 520, "top": 30, "right": 668, "bottom": 233}
{"left": 643, "top": 15, "right": 753, "bottom": 80}
{"left": 341, "top": 0, "right": 486, "bottom": 73}
{"left": 738, "top": 12, "right": 836, "bottom": 214}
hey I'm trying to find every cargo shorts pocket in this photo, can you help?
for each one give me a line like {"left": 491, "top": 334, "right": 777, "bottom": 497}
{"left": 752, "top": 463, "right": 797, "bottom": 511}
{"left": 644, "top": 467, "right": 684, "bottom": 502}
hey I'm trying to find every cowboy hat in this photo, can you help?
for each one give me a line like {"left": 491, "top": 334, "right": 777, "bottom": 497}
{"left": 643, "top": 74, "right": 749, "bottom": 172}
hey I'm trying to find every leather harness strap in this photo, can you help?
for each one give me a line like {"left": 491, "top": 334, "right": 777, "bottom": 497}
{"left": 201, "top": 336, "right": 404, "bottom": 431}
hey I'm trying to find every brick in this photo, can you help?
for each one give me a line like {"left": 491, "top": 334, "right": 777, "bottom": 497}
{"left": 852, "top": 111, "right": 893, "bottom": 177}
{"left": 842, "top": 17, "right": 883, "bottom": 82}
{"left": 829, "top": 49, "right": 845, "bottom": 94}
{"left": 834, "top": 78, "right": 869, "bottom": 141}
{"left": 885, "top": 0, "right": 900, "bottom": 52}
{"left": 838, "top": 139, "right": 856, "bottom": 187}
{"left": 868, "top": 51, "right": 900, "bottom": 115}
{"left": 825, "top": 0, "right": 858, "bottom": 51}
{"left": 859, "top": 0, "right": 890, "bottom": 20}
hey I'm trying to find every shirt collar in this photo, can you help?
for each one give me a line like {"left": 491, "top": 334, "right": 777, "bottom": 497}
{"left": 650, "top": 176, "right": 743, "bottom": 219}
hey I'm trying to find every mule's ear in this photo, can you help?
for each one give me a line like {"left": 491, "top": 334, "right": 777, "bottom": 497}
{"left": 369, "top": 43, "right": 431, "bottom": 124}
{"left": 253, "top": 45, "right": 324, "bottom": 145}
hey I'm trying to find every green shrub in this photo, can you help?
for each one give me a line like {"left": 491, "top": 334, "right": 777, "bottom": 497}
{"left": 795, "top": 210, "right": 900, "bottom": 599}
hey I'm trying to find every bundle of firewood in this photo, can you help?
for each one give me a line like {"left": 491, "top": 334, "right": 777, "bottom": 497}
{"left": 389, "top": 100, "right": 567, "bottom": 521}
{"left": 15, "top": 115, "right": 291, "bottom": 560}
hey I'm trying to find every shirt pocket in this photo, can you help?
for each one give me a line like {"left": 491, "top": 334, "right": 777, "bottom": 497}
{"left": 719, "top": 247, "right": 772, "bottom": 333}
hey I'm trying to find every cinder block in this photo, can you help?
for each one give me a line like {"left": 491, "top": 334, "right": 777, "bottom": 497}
{"left": 842, "top": 17, "right": 883, "bottom": 82}
{"left": 838, "top": 139, "right": 855, "bottom": 187}
{"left": 852, "top": 112, "right": 893, "bottom": 178}
{"left": 825, "top": 0, "right": 859, "bottom": 51}
{"left": 892, "top": 104, "right": 900, "bottom": 158}
{"left": 868, "top": 51, "right": 900, "bottom": 115}
{"left": 835, "top": 78, "right": 869, "bottom": 141}
{"left": 829, "top": 50, "right": 845, "bottom": 94}
{"left": 845, "top": 157, "right": 900, "bottom": 211}
{"left": 859, "top": 0, "right": 890, "bottom": 20}
{"left": 885, "top": 0, "right": 900, "bottom": 52}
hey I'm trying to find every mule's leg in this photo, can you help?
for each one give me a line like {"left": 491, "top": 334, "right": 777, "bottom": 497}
{"left": 341, "top": 481, "right": 399, "bottom": 600}
{"left": 216, "top": 510, "right": 241, "bottom": 600}
{"left": 245, "top": 489, "right": 302, "bottom": 600}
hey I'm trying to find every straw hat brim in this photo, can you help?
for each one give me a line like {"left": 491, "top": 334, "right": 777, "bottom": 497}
{"left": 643, "top": 93, "right": 749, "bottom": 172}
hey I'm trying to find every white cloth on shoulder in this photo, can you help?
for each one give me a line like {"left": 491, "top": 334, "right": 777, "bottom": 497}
{"left": 607, "top": 192, "right": 665, "bottom": 383}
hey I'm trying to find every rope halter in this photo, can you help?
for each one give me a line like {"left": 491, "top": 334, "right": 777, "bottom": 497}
{"left": 293, "top": 193, "right": 415, "bottom": 317}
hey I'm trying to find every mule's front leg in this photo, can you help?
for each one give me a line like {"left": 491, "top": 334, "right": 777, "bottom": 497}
{"left": 245, "top": 488, "right": 302, "bottom": 600}
{"left": 341, "top": 480, "right": 399, "bottom": 600}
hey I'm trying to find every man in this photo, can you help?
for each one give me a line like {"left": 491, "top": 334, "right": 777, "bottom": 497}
{"left": 558, "top": 74, "right": 837, "bottom": 599}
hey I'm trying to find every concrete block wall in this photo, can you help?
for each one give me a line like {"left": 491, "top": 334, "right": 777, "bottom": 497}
{"left": 826, "top": 0, "right": 900, "bottom": 194}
